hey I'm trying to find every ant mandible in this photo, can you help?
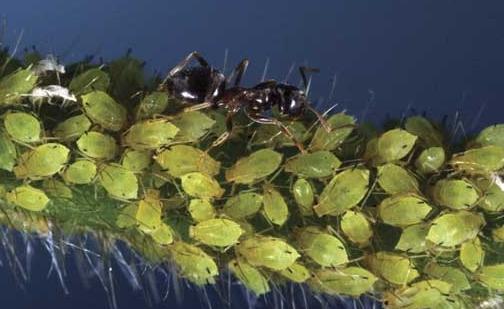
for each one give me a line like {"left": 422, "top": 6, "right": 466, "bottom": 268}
{"left": 160, "top": 51, "right": 331, "bottom": 152}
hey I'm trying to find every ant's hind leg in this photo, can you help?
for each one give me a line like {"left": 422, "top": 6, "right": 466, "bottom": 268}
{"left": 306, "top": 104, "right": 332, "bottom": 133}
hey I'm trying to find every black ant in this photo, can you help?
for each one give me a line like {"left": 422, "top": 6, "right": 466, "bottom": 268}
{"left": 160, "top": 51, "right": 330, "bottom": 152}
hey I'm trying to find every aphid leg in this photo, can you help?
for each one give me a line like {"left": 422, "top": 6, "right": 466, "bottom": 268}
{"left": 161, "top": 51, "right": 209, "bottom": 86}
{"left": 226, "top": 58, "right": 249, "bottom": 87}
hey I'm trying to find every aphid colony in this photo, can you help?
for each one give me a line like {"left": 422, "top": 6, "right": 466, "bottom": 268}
{"left": 0, "top": 50, "right": 503, "bottom": 308}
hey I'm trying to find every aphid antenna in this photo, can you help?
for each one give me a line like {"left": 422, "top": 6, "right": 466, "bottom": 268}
{"left": 260, "top": 57, "right": 270, "bottom": 82}
{"left": 0, "top": 28, "right": 23, "bottom": 76}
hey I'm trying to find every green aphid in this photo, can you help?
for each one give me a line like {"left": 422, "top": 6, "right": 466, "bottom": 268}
{"left": 136, "top": 190, "right": 163, "bottom": 233}
{"left": 377, "top": 163, "right": 419, "bottom": 195}
{"left": 69, "top": 68, "right": 110, "bottom": 95}
{"left": 378, "top": 193, "right": 432, "bottom": 227}
{"left": 297, "top": 226, "right": 348, "bottom": 267}
{"left": 460, "top": 237, "right": 484, "bottom": 272}
{"left": 14, "top": 143, "right": 70, "bottom": 179}
{"left": 340, "top": 210, "right": 373, "bottom": 247}
{"left": 292, "top": 178, "right": 314, "bottom": 216}
{"left": 251, "top": 121, "right": 308, "bottom": 148}
{"left": 363, "top": 137, "right": 378, "bottom": 162}
{"left": 278, "top": 262, "right": 310, "bottom": 283}
{"left": 0, "top": 130, "right": 17, "bottom": 171}
{"left": 222, "top": 192, "right": 263, "bottom": 219}
{"left": 121, "top": 149, "right": 152, "bottom": 172}
{"left": 42, "top": 178, "right": 73, "bottom": 199}
{"left": 6, "top": 185, "right": 50, "bottom": 212}
{"left": 284, "top": 150, "right": 342, "bottom": 178}
{"left": 76, "top": 131, "right": 118, "bottom": 160}
{"left": 426, "top": 210, "right": 485, "bottom": 247}
{"left": 450, "top": 145, "right": 504, "bottom": 174}
{"left": 492, "top": 225, "right": 504, "bottom": 242}
{"left": 404, "top": 116, "right": 443, "bottom": 147}
{"left": 414, "top": 146, "right": 445, "bottom": 174}
{"left": 476, "top": 264, "right": 504, "bottom": 291}
{"left": 63, "top": 159, "right": 97, "bottom": 184}
{"left": 189, "top": 218, "right": 243, "bottom": 247}
{"left": 228, "top": 259, "right": 270, "bottom": 296}
{"left": 134, "top": 91, "right": 170, "bottom": 120}
{"left": 149, "top": 223, "right": 174, "bottom": 246}
{"left": 180, "top": 172, "right": 224, "bottom": 199}
{"left": 116, "top": 204, "right": 138, "bottom": 229}
{"left": 431, "top": 178, "right": 480, "bottom": 210}
{"left": 309, "top": 112, "right": 356, "bottom": 151}
{"left": 376, "top": 128, "right": 417, "bottom": 163}
{"left": 383, "top": 280, "right": 453, "bottom": 309}
{"left": 81, "top": 90, "right": 127, "bottom": 131}
{"left": 188, "top": 199, "right": 215, "bottom": 222}
{"left": 225, "top": 149, "right": 283, "bottom": 184}
{"left": 154, "top": 145, "right": 220, "bottom": 177}
{"left": 395, "top": 224, "right": 429, "bottom": 253}
{"left": 311, "top": 267, "right": 378, "bottom": 297}
{"left": 170, "top": 241, "right": 218, "bottom": 285}
{"left": 172, "top": 111, "right": 216, "bottom": 142}
{"left": 475, "top": 176, "right": 504, "bottom": 212}
{"left": 236, "top": 236, "right": 300, "bottom": 271}
{"left": 123, "top": 118, "right": 179, "bottom": 150}
{"left": 365, "top": 251, "right": 419, "bottom": 285}
{"left": 314, "top": 167, "right": 370, "bottom": 217}
{"left": 262, "top": 186, "right": 289, "bottom": 226}
{"left": 4, "top": 112, "right": 41, "bottom": 143}
{"left": 98, "top": 164, "right": 138, "bottom": 200}
{"left": 424, "top": 263, "right": 471, "bottom": 292}
{"left": 474, "top": 123, "right": 504, "bottom": 147}
{"left": 0, "top": 68, "right": 38, "bottom": 106}
{"left": 52, "top": 114, "right": 92, "bottom": 142}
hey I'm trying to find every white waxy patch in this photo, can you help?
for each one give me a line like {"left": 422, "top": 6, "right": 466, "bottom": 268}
{"left": 32, "top": 54, "right": 65, "bottom": 74}
{"left": 30, "top": 85, "right": 77, "bottom": 102}
{"left": 492, "top": 173, "right": 504, "bottom": 192}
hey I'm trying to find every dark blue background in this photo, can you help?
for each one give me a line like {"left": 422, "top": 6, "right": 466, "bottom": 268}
{"left": 1, "top": 1, "right": 503, "bottom": 308}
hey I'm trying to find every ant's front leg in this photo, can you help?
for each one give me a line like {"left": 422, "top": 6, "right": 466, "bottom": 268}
{"left": 207, "top": 110, "right": 236, "bottom": 150}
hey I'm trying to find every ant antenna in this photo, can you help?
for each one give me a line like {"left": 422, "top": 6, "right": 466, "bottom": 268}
{"left": 227, "top": 58, "right": 249, "bottom": 87}
{"left": 299, "top": 66, "right": 331, "bottom": 132}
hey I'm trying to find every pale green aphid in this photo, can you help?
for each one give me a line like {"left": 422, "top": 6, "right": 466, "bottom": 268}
{"left": 284, "top": 150, "right": 342, "bottom": 178}
{"left": 376, "top": 128, "right": 417, "bottom": 163}
{"left": 63, "top": 159, "right": 97, "bottom": 184}
{"left": 98, "top": 164, "right": 138, "bottom": 200}
{"left": 154, "top": 145, "right": 220, "bottom": 177}
{"left": 225, "top": 149, "right": 283, "bottom": 184}
{"left": 251, "top": 120, "right": 308, "bottom": 148}
{"left": 414, "top": 146, "right": 445, "bottom": 174}
{"left": 4, "top": 112, "right": 41, "bottom": 143}
{"left": 42, "top": 178, "right": 73, "bottom": 199}
{"left": 0, "top": 131, "right": 17, "bottom": 171}
{"left": 188, "top": 199, "right": 215, "bottom": 222}
{"left": 121, "top": 149, "right": 152, "bottom": 172}
{"left": 116, "top": 204, "right": 138, "bottom": 229}
{"left": 474, "top": 123, "right": 504, "bottom": 147}
{"left": 383, "top": 280, "right": 453, "bottom": 309}
{"left": 377, "top": 163, "right": 419, "bottom": 195}
{"left": 172, "top": 111, "right": 216, "bottom": 142}
{"left": 314, "top": 167, "right": 369, "bottom": 217}
{"left": 309, "top": 112, "right": 355, "bottom": 151}
{"left": 377, "top": 193, "right": 432, "bottom": 227}
{"left": 14, "top": 143, "right": 70, "bottom": 179}
{"left": 460, "top": 237, "right": 484, "bottom": 272}
{"left": 311, "top": 267, "right": 378, "bottom": 297}
{"left": 475, "top": 176, "right": 504, "bottom": 212}
{"left": 292, "top": 178, "right": 314, "bottom": 216}
{"left": 170, "top": 241, "right": 218, "bottom": 285}
{"left": 450, "top": 145, "right": 504, "bottom": 174}
{"left": 189, "top": 218, "right": 243, "bottom": 247}
{"left": 6, "top": 185, "right": 50, "bottom": 212}
{"left": 81, "top": 90, "right": 127, "bottom": 131}
{"left": 52, "top": 114, "right": 92, "bottom": 142}
{"left": 395, "top": 224, "right": 429, "bottom": 253}
{"left": 135, "top": 91, "right": 170, "bottom": 120}
{"left": 149, "top": 223, "right": 174, "bottom": 246}
{"left": 228, "top": 259, "right": 270, "bottom": 296}
{"left": 136, "top": 190, "right": 163, "bottom": 233}
{"left": 476, "top": 264, "right": 504, "bottom": 291}
{"left": 366, "top": 251, "right": 419, "bottom": 285}
{"left": 297, "top": 226, "right": 348, "bottom": 267}
{"left": 492, "top": 225, "right": 504, "bottom": 242}
{"left": 424, "top": 263, "right": 471, "bottom": 292}
{"left": 180, "top": 172, "right": 224, "bottom": 199}
{"left": 431, "top": 178, "right": 480, "bottom": 210}
{"left": 236, "top": 236, "right": 300, "bottom": 271}
{"left": 404, "top": 116, "right": 443, "bottom": 147}
{"left": 76, "top": 131, "right": 118, "bottom": 160}
{"left": 123, "top": 118, "right": 179, "bottom": 150}
{"left": 0, "top": 68, "right": 38, "bottom": 106}
{"left": 278, "top": 262, "right": 310, "bottom": 283}
{"left": 340, "top": 210, "right": 373, "bottom": 247}
{"left": 69, "top": 68, "right": 110, "bottom": 95}
{"left": 222, "top": 192, "right": 263, "bottom": 219}
{"left": 262, "top": 186, "right": 289, "bottom": 226}
{"left": 426, "top": 210, "right": 485, "bottom": 247}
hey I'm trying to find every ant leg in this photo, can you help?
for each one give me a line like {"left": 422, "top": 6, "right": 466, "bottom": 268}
{"left": 306, "top": 104, "right": 332, "bottom": 133}
{"left": 183, "top": 101, "right": 214, "bottom": 112}
{"left": 208, "top": 111, "right": 235, "bottom": 149}
{"left": 226, "top": 59, "right": 249, "bottom": 86}
{"left": 161, "top": 51, "right": 209, "bottom": 86}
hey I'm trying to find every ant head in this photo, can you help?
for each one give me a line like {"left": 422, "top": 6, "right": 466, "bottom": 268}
{"left": 277, "top": 85, "right": 307, "bottom": 117}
